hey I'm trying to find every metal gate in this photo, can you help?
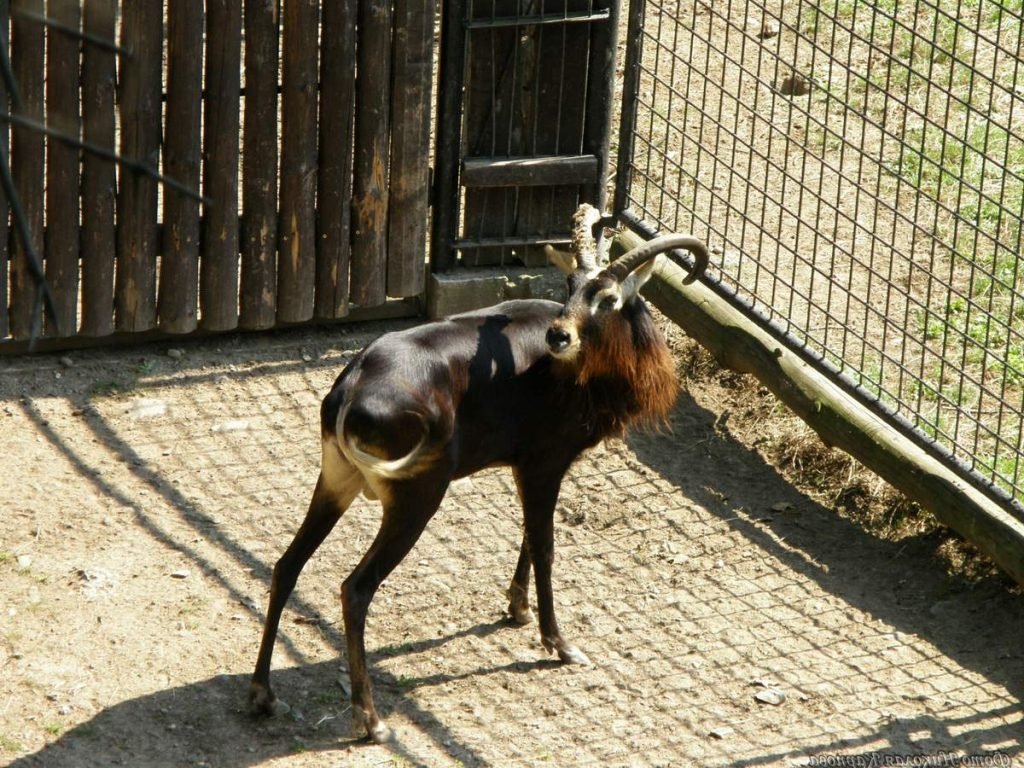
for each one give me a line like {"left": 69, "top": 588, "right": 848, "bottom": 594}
{"left": 431, "top": 0, "right": 620, "bottom": 271}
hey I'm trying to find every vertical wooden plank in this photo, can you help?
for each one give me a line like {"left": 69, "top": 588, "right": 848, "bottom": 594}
{"left": 79, "top": 0, "right": 116, "bottom": 337}
{"left": 429, "top": 0, "right": 467, "bottom": 272}
{"left": 387, "top": 0, "right": 435, "bottom": 297}
{"left": 9, "top": 0, "right": 44, "bottom": 339}
{"left": 240, "top": 0, "right": 279, "bottom": 330}
{"left": 0, "top": 8, "right": 10, "bottom": 339}
{"left": 350, "top": 0, "right": 392, "bottom": 306}
{"left": 314, "top": 0, "right": 356, "bottom": 320}
{"left": 116, "top": 2, "right": 162, "bottom": 332}
{"left": 45, "top": 0, "right": 82, "bottom": 338}
{"left": 200, "top": 0, "right": 241, "bottom": 331}
{"left": 276, "top": 0, "right": 318, "bottom": 323}
{"left": 159, "top": 0, "right": 203, "bottom": 333}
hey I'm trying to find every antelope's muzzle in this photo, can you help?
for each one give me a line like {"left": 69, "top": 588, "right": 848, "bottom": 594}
{"left": 546, "top": 324, "right": 573, "bottom": 355}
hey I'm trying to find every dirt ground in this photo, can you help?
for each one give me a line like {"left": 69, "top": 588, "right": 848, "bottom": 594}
{"left": 2, "top": 314, "right": 1023, "bottom": 768}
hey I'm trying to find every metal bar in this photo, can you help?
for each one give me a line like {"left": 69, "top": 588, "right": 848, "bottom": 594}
{"left": 10, "top": 6, "right": 128, "bottom": 54}
{"left": 0, "top": 111, "right": 209, "bottom": 203}
{"left": 454, "top": 234, "right": 570, "bottom": 249}
{"left": 611, "top": 0, "right": 644, "bottom": 217}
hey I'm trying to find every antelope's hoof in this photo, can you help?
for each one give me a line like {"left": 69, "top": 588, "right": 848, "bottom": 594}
{"left": 353, "top": 705, "right": 394, "bottom": 744}
{"left": 557, "top": 644, "right": 593, "bottom": 666}
{"left": 541, "top": 636, "right": 593, "bottom": 666}
{"left": 508, "top": 602, "right": 535, "bottom": 626}
{"left": 369, "top": 721, "right": 394, "bottom": 744}
{"left": 249, "top": 683, "right": 291, "bottom": 717}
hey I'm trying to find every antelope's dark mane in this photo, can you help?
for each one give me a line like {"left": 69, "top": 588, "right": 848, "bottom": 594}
{"left": 569, "top": 299, "right": 677, "bottom": 437}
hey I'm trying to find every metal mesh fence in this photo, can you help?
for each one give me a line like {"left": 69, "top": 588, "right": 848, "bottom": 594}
{"left": 618, "top": 0, "right": 1024, "bottom": 510}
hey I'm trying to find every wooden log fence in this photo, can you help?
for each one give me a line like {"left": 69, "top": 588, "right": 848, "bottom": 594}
{"left": 1, "top": 0, "right": 432, "bottom": 348}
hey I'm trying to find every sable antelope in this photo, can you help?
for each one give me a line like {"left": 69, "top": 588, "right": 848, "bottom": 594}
{"left": 249, "top": 205, "right": 708, "bottom": 742}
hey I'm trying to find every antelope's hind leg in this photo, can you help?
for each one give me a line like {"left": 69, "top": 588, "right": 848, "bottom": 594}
{"left": 507, "top": 537, "right": 535, "bottom": 625}
{"left": 250, "top": 440, "right": 364, "bottom": 716}
{"left": 342, "top": 474, "right": 449, "bottom": 743}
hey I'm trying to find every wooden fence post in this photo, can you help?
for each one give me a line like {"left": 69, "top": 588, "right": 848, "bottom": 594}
{"left": 116, "top": 2, "right": 162, "bottom": 332}
{"left": 9, "top": 0, "right": 44, "bottom": 339}
{"left": 200, "top": 0, "right": 242, "bottom": 331}
{"left": 277, "top": 0, "right": 319, "bottom": 323}
{"left": 350, "top": 0, "right": 392, "bottom": 306}
{"left": 314, "top": 0, "right": 357, "bottom": 320}
{"left": 240, "top": 0, "right": 280, "bottom": 330}
{"left": 80, "top": 0, "right": 117, "bottom": 337}
{"left": 387, "top": 0, "right": 435, "bottom": 298}
{"left": 160, "top": 0, "right": 204, "bottom": 333}
{"left": 0, "top": 8, "right": 9, "bottom": 340}
{"left": 44, "top": 0, "right": 81, "bottom": 337}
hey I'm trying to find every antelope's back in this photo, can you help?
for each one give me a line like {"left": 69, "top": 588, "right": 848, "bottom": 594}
{"left": 320, "top": 299, "right": 563, "bottom": 445}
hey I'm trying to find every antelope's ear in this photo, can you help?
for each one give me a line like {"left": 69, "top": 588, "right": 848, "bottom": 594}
{"left": 619, "top": 255, "right": 662, "bottom": 302}
{"left": 545, "top": 244, "right": 577, "bottom": 276}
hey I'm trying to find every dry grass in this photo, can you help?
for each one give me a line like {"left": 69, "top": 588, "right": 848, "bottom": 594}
{"left": 672, "top": 332, "right": 1016, "bottom": 589}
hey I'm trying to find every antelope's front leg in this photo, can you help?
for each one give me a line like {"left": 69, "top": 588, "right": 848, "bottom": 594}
{"left": 515, "top": 469, "right": 592, "bottom": 666}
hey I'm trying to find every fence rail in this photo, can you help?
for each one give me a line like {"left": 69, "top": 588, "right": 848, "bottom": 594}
{"left": 618, "top": 0, "right": 1024, "bottom": 511}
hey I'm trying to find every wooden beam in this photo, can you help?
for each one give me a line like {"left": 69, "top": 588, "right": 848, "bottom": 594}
{"left": 613, "top": 230, "right": 1024, "bottom": 587}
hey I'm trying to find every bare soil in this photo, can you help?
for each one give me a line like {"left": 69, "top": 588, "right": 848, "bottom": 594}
{"left": 2, "top": 316, "right": 1022, "bottom": 768}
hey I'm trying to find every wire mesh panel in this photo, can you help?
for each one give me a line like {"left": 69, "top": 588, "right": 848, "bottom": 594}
{"left": 619, "top": 0, "right": 1024, "bottom": 509}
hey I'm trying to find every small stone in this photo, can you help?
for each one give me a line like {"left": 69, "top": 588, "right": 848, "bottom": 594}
{"left": 754, "top": 687, "right": 786, "bottom": 706}
{"left": 170, "top": 570, "right": 190, "bottom": 580}
{"left": 59, "top": 356, "right": 74, "bottom": 367}
{"left": 131, "top": 399, "right": 168, "bottom": 419}
{"left": 212, "top": 420, "right": 250, "bottom": 433}
{"left": 16, "top": 554, "right": 32, "bottom": 569}
{"left": 709, "top": 726, "right": 734, "bottom": 740}
{"left": 167, "top": 348, "right": 184, "bottom": 360}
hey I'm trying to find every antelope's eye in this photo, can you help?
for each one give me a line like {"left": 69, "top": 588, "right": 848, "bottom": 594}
{"left": 597, "top": 295, "right": 617, "bottom": 312}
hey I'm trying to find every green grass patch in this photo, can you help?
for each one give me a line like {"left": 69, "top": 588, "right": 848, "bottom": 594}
{"left": 829, "top": 2, "right": 1024, "bottom": 499}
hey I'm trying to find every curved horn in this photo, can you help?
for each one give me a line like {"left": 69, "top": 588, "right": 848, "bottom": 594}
{"left": 570, "top": 204, "right": 603, "bottom": 272}
{"left": 607, "top": 234, "right": 709, "bottom": 285}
